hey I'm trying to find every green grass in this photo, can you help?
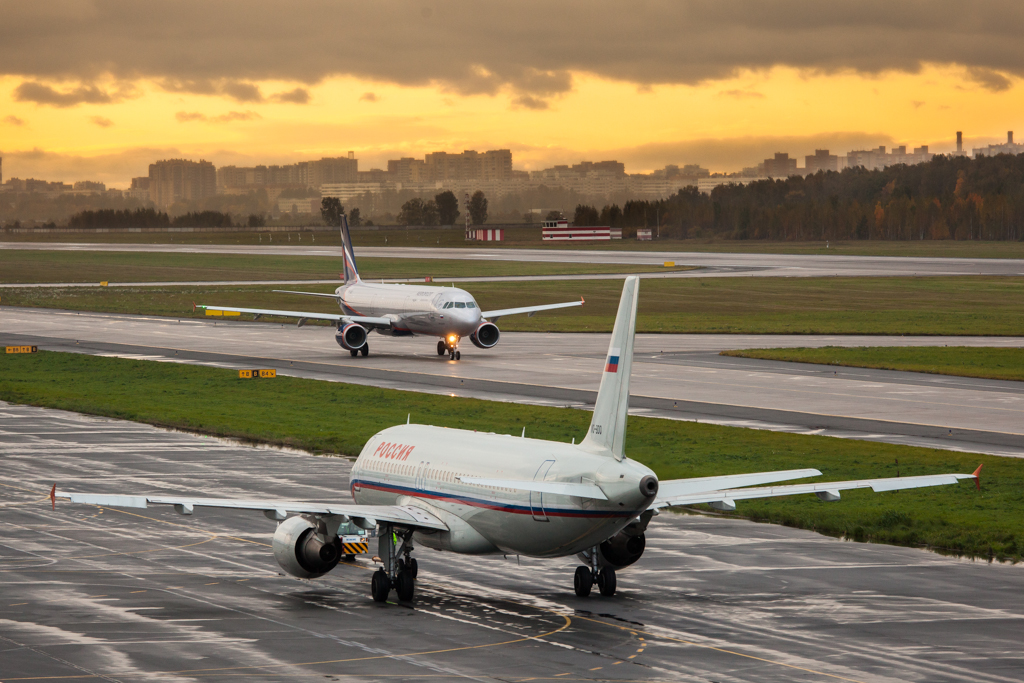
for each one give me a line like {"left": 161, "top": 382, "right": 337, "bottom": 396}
{"left": 5, "top": 229, "right": 1024, "bottom": 258}
{"left": 0, "top": 250, "right": 692, "bottom": 284}
{"left": 1, "top": 350, "right": 1019, "bottom": 561}
{"left": 4, "top": 276, "right": 1022, "bottom": 336}
{"left": 722, "top": 346, "right": 1024, "bottom": 382}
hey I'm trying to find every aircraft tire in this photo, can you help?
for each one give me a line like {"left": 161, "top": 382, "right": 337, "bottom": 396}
{"left": 573, "top": 566, "right": 593, "bottom": 597}
{"left": 371, "top": 569, "right": 391, "bottom": 602}
{"left": 449, "top": 351, "right": 455, "bottom": 360}
{"left": 396, "top": 570, "right": 415, "bottom": 602}
{"left": 350, "top": 349, "right": 358, "bottom": 357}
{"left": 361, "top": 343, "right": 369, "bottom": 357}
{"left": 437, "top": 341, "right": 446, "bottom": 356}
{"left": 597, "top": 567, "right": 616, "bottom": 596}
{"left": 408, "top": 557, "right": 419, "bottom": 578}
{"left": 455, "top": 351, "right": 461, "bottom": 360}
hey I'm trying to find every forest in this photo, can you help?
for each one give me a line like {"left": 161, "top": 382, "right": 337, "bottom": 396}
{"left": 573, "top": 153, "right": 1024, "bottom": 241}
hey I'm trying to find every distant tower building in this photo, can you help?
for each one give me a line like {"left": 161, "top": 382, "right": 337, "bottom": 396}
{"left": 1009, "top": 131, "right": 1015, "bottom": 145}
{"left": 148, "top": 159, "right": 217, "bottom": 209}
{"left": 804, "top": 149, "right": 838, "bottom": 175}
{"left": 762, "top": 152, "right": 797, "bottom": 178}
{"left": 956, "top": 131, "right": 963, "bottom": 155}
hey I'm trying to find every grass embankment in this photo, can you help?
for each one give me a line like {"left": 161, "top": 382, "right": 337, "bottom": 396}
{"left": 1, "top": 350, "right": 1020, "bottom": 562}
{"left": 4, "top": 229, "right": 1024, "bottom": 258}
{"left": 3, "top": 276, "right": 1023, "bottom": 336}
{"left": 723, "top": 347, "right": 1024, "bottom": 382}
{"left": 0, "top": 250, "right": 692, "bottom": 284}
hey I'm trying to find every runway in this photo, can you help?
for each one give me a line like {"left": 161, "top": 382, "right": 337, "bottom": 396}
{"left": 3, "top": 307, "right": 1023, "bottom": 457}
{"left": 4, "top": 242, "right": 1024, "bottom": 278}
{"left": 1, "top": 402, "right": 1021, "bottom": 683}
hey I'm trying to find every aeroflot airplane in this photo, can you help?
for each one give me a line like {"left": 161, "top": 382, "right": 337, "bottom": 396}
{"left": 195, "top": 215, "right": 583, "bottom": 360}
{"left": 56, "top": 277, "right": 981, "bottom": 603}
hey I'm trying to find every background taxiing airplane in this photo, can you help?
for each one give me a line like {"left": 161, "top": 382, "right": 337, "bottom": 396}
{"left": 195, "top": 215, "right": 583, "bottom": 360}
{"left": 57, "top": 276, "right": 981, "bottom": 603}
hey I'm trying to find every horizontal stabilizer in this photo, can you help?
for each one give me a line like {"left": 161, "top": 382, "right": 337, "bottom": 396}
{"left": 482, "top": 298, "right": 584, "bottom": 321}
{"left": 457, "top": 477, "right": 608, "bottom": 500}
{"left": 656, "top": 468, "right": 822, "bottom": 505}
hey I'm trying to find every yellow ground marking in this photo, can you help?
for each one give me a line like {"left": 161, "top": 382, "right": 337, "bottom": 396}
{"left": 130, "top": 590, "right": 146, "bottom": 593}
{"left": 8, "top": 602, "right": 28, "bottom": 606}
{"left": 589, "top": 667, "right": 602, "bottom": 671}
{"left": 574, "top": 614, "right": 867, "bottom": 683}
{"left": 205, "top": 582, "right": 219, "bottom": 585}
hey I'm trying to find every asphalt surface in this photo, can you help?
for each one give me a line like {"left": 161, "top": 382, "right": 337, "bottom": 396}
{"left": 2, "top": 402, "right": 1021, "bottom": 683}
{"left": 3, "top": 307, "right": 1024, "bottom": 457}
{"left": 4, "top": 242, "right": 1024, "bottom": 278}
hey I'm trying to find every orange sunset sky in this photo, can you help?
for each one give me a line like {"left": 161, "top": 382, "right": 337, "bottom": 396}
{"left": 2, "top": 1, "right": 1023, "bottom": 187}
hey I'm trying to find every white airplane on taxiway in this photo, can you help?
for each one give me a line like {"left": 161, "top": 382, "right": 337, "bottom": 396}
{"left": 56, "top": 276, "right": 981, "bottom": 602}
{"left": 195, "top": 215, "right": 584, "bottom": 360}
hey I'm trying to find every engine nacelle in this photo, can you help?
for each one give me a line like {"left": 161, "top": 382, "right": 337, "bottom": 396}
{"left": 576, "top": 509, "right": 653, "bottom": 570}
{"left": 272, "top": 516, "right": 342, "bottom": 579}
{"left": 469, "top": 322, "right": 500, "bottom": 349}
{"left": 335, "top": 323, "right": 368, "bottom": 351}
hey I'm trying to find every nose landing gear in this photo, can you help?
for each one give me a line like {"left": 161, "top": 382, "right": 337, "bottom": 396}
{"left": 438, "top": 337, "right": 461, "bottom": 361}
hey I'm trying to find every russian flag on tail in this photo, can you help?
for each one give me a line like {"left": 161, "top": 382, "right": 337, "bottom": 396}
{"left": 605, "top": 347, "right": 621, "bottom": 373}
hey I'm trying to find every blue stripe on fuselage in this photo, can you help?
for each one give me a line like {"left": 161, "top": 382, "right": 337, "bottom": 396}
{"left": 350, "top": 477, "right": 638, "bottom": 518}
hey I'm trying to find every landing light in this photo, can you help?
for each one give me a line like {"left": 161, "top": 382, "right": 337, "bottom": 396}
{"left": 448, "top": 335, "right": 456, "bottom": 343}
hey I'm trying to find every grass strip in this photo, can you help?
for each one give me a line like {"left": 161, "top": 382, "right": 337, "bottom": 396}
{"left": 3, "top": 276, "right": 1023, "bottom": 335}
{"left": 1, "top": 350, "right": 1020, "bottom": 562}
{"left": 722, "top": 346, "right": 1024, "bottom": 382}
{"left": 0, "top": 250, "right": 693, "bottom": 284}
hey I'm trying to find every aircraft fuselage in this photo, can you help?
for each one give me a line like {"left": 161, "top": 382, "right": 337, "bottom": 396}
{"left": 337, "top": 281, "right": 483, "bottom": 339}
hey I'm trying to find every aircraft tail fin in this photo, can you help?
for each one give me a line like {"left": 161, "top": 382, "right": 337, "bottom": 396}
{"left": 340, "top": 214, "right": 360, "bottom": 282}
{"left": 579, "top": 276, "right": 639, "bottom": 460}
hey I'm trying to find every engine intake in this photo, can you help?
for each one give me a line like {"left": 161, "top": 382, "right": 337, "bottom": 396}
{"left": 469, "top": 322, "right": 500, "bottom": 349}
{"left": 335, "top": 323, "right": 368, "bottom": 351}
{"left": 272, "top": 516, "right": 342, "bottom": 579}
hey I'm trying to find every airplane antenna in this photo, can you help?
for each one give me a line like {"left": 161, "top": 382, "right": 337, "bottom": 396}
{"left": 407, "top": 413, "right": 411, "bottom": 425}
{"left": 521, "top": 427, "right": 525, "bottom": 438}
{"left": 571, "top": 437, "right": 575, "bottom": 444}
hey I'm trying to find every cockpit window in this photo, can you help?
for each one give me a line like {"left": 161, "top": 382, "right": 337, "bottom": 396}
{"left": 454, "top": 302, "right": 466, "bottom": 308}
{"left": 466, "top": 302, "right": 477, "bottom": 308}
{"left": 443, "top": 302, "right": 453, "bottom": 308}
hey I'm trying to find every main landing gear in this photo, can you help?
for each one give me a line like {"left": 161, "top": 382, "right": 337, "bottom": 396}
{"left": 371, "top": 524, "right": 418, "bottom": 603}
{"left": 350, "top": 343, "right": 369, "bottom": 358}
{"left": 573, "top": 548, "right": 616, "bottom": 597}
{"left": 437, "top": 337, "right": 461, "bottom": 361}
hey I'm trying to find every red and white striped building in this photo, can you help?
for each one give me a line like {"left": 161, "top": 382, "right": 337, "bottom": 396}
{"left": 541, "top": 220, "right": 621, "bottom": 241}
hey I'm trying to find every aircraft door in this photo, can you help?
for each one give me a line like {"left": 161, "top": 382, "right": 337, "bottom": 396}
{"left": 415, "top": 461, "right": 430, "bottom": 492}
{"left": 530, "top": 460, "right": 555, "bottom": 521}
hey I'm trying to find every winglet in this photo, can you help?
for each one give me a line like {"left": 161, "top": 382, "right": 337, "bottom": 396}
{"left": 972, "top": 463, "right": 983, "bottom": 491}
{"left": 50, "top": 484, "right": 56, "bottom": 510}
{"left": 192, "top": 301, "right": 196, "bottom": 313}
{"left": 581, "top": 296, "right": 585, "bottom": 306}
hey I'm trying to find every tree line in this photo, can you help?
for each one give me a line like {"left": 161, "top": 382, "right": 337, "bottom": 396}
{"left": 570, "top": 153, "right": 1024, "bottom": 240}
{"left": 66, "top": 208, "right": 268, "bottom": 229}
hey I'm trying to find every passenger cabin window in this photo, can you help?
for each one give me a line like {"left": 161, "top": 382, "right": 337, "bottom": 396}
{"left": 454, "top": 302, "right": 466, "bottom": 308}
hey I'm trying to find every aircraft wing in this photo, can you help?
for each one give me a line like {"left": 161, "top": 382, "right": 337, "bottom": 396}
{"left": 272, "top": 290, "right": 341, "bottom": 299}
{"left": 482, "top": 298, "right": 584, "bottom": 321}
{"left": 457, "top": 477, "right": 608, "bottom": 499}
{"left": 653, "top": 467, "right": 981, "bottom": 510}
{"left": 54, "top": 490, "right": 449, "bottom": 530}
{"left": 195, "top": 304, "right": 392, "bottom": 327}
{"left": 656, "top": 468, "right": 823, "bottom": 501}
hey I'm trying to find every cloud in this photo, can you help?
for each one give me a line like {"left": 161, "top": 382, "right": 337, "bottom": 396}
{"left": 359, "top": 92, "right": 379, "bottom": 102}
{"left": 175, "top": 110, "right": 262, "bottom": 123}
{"left": 12, "top": 81, "right": 129, "bottom": 108}
{"left": 3, "top": 1, "right": 1022, "bottom": 100}
{"left": 90, "top": 116, "right": 114, "bottom": 127}
{"left": 512, "top": 95, "right": 549, "bottom": 110}
{"left": 718, "top": 89, "right": 765, "bottom": 99}
{"left": 3, "top": 115, "right": 26, "bottom": 126}
{"left": 966, "top": 67, "right": 1013, "bottom": 92}
{"left": 273, "top": 87, "right": 310, "bottom": 103}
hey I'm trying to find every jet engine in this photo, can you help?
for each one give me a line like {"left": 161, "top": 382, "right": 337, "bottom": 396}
{"left": 469, "top": 322, "right": 500, "bottom": 349}
{"left": 272, "top": 515, "right": 342, "bottom": 579}
{"left": 335, "top": 323, "right": 368, "bottom": 351}
{"left": 576, "top": 509, "right": 654, "bottom": 570}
